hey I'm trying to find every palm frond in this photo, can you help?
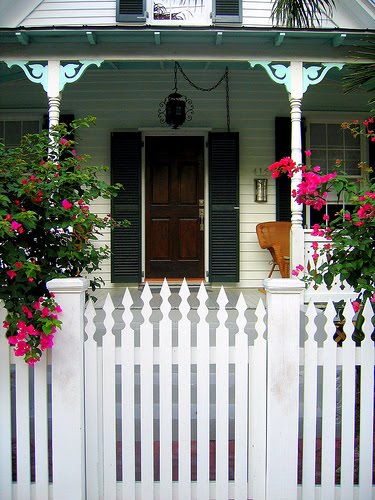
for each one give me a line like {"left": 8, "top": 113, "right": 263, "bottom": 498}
{"left": 271, "top": 0, "right": 335, "bottom": 28}
{"left": 343, "top": 38, "right": 375, "bottom": 114}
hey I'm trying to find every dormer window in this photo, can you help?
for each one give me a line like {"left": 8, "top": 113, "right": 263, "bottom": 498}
{"left": 116, "top": 0, "right": 242, "bottom": 24}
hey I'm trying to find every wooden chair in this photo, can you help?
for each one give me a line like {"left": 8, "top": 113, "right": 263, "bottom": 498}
{"left": 256, "top": 222, "right": 291, "bottom": 278}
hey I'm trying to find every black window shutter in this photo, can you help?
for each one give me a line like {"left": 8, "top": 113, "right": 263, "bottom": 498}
{"left": 275, "top": 117, "right": 292, "bottom": 221}
{"left": 275, "top": 117, "right": 306, "bottom": 222}
{"left": 111, "top": 132, "right": 142, "bottom": 283}
{"left": 209, "top": 132, "right": 239, "bottom": 282}
{"left": 213, "top": 0, "right": 242, "bottom": 23}
{"left": 116, "top": 0, "right": 146, "bottom": 22}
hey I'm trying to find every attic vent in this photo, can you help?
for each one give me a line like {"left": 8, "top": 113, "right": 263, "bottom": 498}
{"left": 213, "top": 0, "right": 241, "bottom": 23}
{"left": 116, "top": 0, "right": 146, "bottom": 21}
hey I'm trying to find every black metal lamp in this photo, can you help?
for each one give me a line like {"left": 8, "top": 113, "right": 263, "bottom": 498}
{"left": 158, "top": 63, "right": 193, "bottom": 129}
{"left": 255, "top": 179, "right": 268, "bottom": 202}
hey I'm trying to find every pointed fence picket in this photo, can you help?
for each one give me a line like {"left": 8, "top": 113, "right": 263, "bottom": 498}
{"left": 1, "top": 280, "right": 374, "bottom": 500}
{"left": 215, "top": 287, "right": 230, "bottom": 500}
{"left": 158, "top": 281, "right": 173, "bottom": 500}
{"left": 121, "top": 288, "right": 136, "bottom": 499}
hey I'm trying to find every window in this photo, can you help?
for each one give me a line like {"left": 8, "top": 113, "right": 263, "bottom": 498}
{"left": 0, "top": 120, "right": 40, "bottom": 147}
{"left": 116, "top": 0, "right": 241, "bottom": 25}
{"left": 307, "top": 120, "right": 366, "bottom": 226}
{"left": 153, "top": 0, "right": 206, "bottom": 22}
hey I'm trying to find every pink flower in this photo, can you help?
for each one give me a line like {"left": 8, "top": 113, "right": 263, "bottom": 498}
{"left": 14, "top": 341, "right": 30, "bottom": 356}
{"left": 15, "top": 261, "right": 22, "bottom": 269}
{"left": 7, "top": 270, "right": 17, "bottom": 279}
{"left": 371, "top": 293, "right": 375, "bottom": 303}
{"left": 7, "top": 336, "right": 18, "bottom": 345}
{"left": 357, "top": 203, "right": 375, "bottom": 220}
{"left": 62, "top": 199, "right": 73, "bottom": 210}
{"left": 21, "top": 306, "right": 33, "bottom": 319}
{"left": 26, "top": 324, "right": 39, "bottom": 336}
{"left": 71, "top": 149, "right": 77, "bottom": 156}
{"left": 40, "top": 334, "right": 54, "bottom": 351}
{"left": 352, "top": 301, "right": 361, "bottom": 313}
{"left": 291, "top": 264, "right": 304, "bottom": 276}
{"left": 17, "top": 319, "right": 26, "bottom": 328}
{"left": 11, "top": 220, "right": 23, "bottom": 232}
{"left": 26, "top": 356, "right": 39, "bottom": 366}
{"left": 305, "top": 150, "right": 311, "bottom": 157}
{"left": 54, "top": 305, "right": 62, "bottom": 313}
{"left": 60, "top": 138, "right": 68, "bottom": 144}
{"left": 323, "top": 214, "right": 329, "bottom": 221}
{"left": 41, "top": 307, "right": 50, "bottom": 318}
{"left": 310, "top": 224, "right": 326, "bottom": 237}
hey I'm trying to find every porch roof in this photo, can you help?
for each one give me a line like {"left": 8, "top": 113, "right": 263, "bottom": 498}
{"left": 0, "top": 26, "right": 374, "bottom": 63}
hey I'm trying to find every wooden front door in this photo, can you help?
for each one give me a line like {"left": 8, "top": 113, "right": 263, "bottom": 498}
{"left": 145, "top": 136, "right": 204, "bottom": 279}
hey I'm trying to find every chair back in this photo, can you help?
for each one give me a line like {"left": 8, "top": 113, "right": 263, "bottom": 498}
{"left": 256, "top": 221, "right": 291, "bottom": 277}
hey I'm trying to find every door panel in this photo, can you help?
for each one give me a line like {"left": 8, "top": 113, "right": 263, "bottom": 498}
{"left": 146, "top": 136, "right": 204, "bottom": 279}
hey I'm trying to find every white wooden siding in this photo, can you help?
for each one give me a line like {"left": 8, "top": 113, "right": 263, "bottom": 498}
{"left": 0, "top": 68, "right": 370, "bottom": 287}
{"left": 20, "top": 0, "right": 373, "bottom": 29}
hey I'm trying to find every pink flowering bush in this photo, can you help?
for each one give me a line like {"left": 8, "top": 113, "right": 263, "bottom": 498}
{"left": 0, "top": 116, "right": 128, "bottom": 364}
{"left": 269, "top": 120, "right": 375, "bottom": 314}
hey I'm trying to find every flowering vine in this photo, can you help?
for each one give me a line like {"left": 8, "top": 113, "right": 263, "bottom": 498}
{"left": 268, "top": 119, "right": 375, "bottom": 326}
{"left": 0, "top": 117, "right": 128, "bottom": 364}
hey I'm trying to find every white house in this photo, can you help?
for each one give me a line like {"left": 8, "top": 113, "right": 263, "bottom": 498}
{"left": 0, "top": 0, "right": 374, "bottom": 288}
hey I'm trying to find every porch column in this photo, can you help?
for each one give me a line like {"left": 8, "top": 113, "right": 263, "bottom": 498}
{"left": 289, "top": 61, "right": 305, "bottom": 273}
{"left": 47, "top": 60, "right": 61, "bottom": 128}
{"left": 249, "top": 61, "right": 344, "bottom": 278}
{"left": 47, "top": 60, "right": 61, "bottom": 157}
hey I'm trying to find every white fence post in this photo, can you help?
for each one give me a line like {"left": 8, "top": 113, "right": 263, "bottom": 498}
{"left": 264, "top": 278, "right": 305, "bottom": 500}
{"left": 47, "top": 277, "right": 89, "bottom": 500}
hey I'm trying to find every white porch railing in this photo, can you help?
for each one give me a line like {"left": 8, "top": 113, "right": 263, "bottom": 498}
{"left": 0, "top": 278, "right": 374, "bottom": 500}
{"left": 304, "top": 229, "right": 357, "bottom": 302}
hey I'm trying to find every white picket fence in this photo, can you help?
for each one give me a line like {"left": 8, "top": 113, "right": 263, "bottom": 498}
{"left": 0, "top": 278, "right": 374, "bottom": 500}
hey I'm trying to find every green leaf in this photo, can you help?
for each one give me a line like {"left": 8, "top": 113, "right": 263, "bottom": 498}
{"left": 323, "top": 272, "right": 334, "bottom": 288}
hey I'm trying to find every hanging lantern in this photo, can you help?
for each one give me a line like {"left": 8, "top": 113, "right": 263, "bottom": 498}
{"left": 158, "top": 63, "right": 193, "bottom": 129}
{"left": 165, "top": 93, "right": 186, "bottom": 128}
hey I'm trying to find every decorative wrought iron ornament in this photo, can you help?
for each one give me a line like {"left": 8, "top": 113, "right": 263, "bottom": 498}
{"left": 158, "top": 62, "right": 230, "bottom": 130}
